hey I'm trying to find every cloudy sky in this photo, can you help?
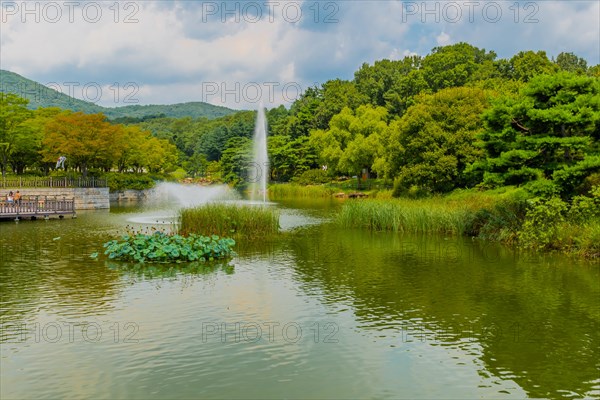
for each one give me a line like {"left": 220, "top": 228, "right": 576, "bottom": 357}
{"left": 1, "top": 0, "right": 598, "bottom": 110}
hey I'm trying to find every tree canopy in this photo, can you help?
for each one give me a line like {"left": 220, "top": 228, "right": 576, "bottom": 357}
{"left": 474, "top": 72, "right": 599, "bottom": 193}
{"left": 3, "top": 42, "right": 598, "bottom": 198}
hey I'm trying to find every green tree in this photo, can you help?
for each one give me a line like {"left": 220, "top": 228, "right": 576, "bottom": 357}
{"left": 354, "top": 57, "right": 422, "bottom": 107}
{"left": 220, "top": 137, "right": 253, "bottom": 186}
{"left": 0, "top": 93, "right": 34, "bottom": 176}
{"left": 420, "top": 42, "right": 497, "bottom": 91}
{"left": 354, "top": 56, "right": 423, "bottom": 116}
{"left": 268, "top": 135, "right": 318, "bottom": 182}
{"left": 555, "top": 52, "right": 588, "bottom": 74}
{"left": 588, "top": 65, "right": 600, "bottom": 78}
{"left": 309, "top": 105, "right": 389, "bottom": 176}
{"left": 285, "top": 86, "right": 322, "bottom": 138}
{"left": 115, "top": 125, "right": 146, "bottom": 172}
{"left": 143, "top": 136, "right": 178, "bottom": 173}
{"left": 383, "top": 69, "right": 429, "bottom": 117}
{"left": 184, "top": 153, "right": 209, "bottom": 178}
{"left": 195, "top": 111, "right": 255, "bottom": 161}
{"left": 313, "top": 79, "right": 367, "bottom": 129}
{"left": 506, "top": 51, "right": 558, "bottom": 82}
{"left": 10, "top": 107, "right": 63, "bottom": 174}
{"left": 387, "top": 87, "right": 490, "bottom": 193}
{"left": 267, "top": 105, "right": 290, "bottom": 136}
{"left": 475, "top": 72, "right": 600, "bottom": 193}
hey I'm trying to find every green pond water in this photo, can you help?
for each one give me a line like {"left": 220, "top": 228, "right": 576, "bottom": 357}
{"left": 1, "top": 198, "right": 599, "bottom": 399}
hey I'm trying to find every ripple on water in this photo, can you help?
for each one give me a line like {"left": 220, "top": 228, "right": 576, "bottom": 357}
{"left": 2, "top": 205, "right": 599, "bottom": 399}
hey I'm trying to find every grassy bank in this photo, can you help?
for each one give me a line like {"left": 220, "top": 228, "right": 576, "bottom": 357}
{"left": 269, "top": 180, "right": 394, "bottom": 199}
{"left": 269, "top": 183, "right": 336, "bottom": 198}
{"left": 179, "top": 203, "right": 280, "bottom": 238}
{"left": 336, "top": 187, "right": 600, "bottom": 259}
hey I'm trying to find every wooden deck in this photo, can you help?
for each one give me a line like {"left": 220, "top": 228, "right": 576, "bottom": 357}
{"left": 0, "top": 196, "right": 76, "bottom": 220}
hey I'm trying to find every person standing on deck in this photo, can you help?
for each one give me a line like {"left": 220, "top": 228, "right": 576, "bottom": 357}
{"left": 14, "top": 191, "right": 21, "bottom": 206}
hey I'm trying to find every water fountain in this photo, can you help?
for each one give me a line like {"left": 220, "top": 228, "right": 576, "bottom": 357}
{"left": 125, "top": 182, "right": 237, "bottom": 225}
{"left": 250, "top": 105, "right": 269, "bottom": 203}
{"left": 155, "top": 182, "right": 234, "bottom": 208}
{"left": 125, "top": 105, "right": 271, "bottom": 226}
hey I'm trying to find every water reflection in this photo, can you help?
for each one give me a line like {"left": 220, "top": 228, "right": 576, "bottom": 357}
{"left": 1, "top": 219, "right": 122, "bottom": 324}
{"left": 1, "top": 201, "right": 599, "bottom": 399}
{"left": 106, "top": 261, "right": 235, "bottom": 281}
{"left": 286, "top": 224, "right": 600, "bottom": 399}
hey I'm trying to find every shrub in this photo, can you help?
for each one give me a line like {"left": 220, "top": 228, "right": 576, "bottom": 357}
{"left": 105, "top": 173, "right": 156, "bottom": 191}
{"left": 568, "top": 186, "right": 600, "bottom": 223}
{"left": 579, "top": 173, "right": 600, "bottom": 195}
{"left": 373, "top": 189, "right": 394, "bottom": 199}
{"left": 523, "top": 178, "right": 560, "bottom": 198}
{"left": 292, "top": 169, "right": 332, "bottom": 185}
{"left": 518, "top": 196, "right": 569, "bottom": 250}
{"left": 469, "top": 196, "right": 529, "bottom": 243}
{"left": 392, "top": 180, "right": 430, "bottom": 199}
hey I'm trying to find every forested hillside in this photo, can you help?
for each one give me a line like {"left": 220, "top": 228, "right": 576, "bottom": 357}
{"left": 2, "top": 44, "right": 598, "bottom": 197}
{"left": 0, "top": 70, "right": 237, "bottom": 120}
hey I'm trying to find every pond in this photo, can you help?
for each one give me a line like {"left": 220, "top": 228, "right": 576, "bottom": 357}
{"left": 1, "top": 196, "right": 599, "bottom": 399}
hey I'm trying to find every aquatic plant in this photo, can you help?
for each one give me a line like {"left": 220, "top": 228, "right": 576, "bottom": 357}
{"left": 103, "top": 230, "right": 235, "bottom": 264}
{"left": 269, "top": 183, "right": 336, "bottom": 198}
{"left": 179, "top": 203, "right": 279, "bottom": 237}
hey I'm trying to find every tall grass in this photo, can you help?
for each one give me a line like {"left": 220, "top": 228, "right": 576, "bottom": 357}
{"left": 336, "top": 187, "right": 600, "bottom": 259}
{"left": 269, "top": 183, "right": 336, "bottom": 198}
{"left": 179, "top": 203, "right": 279, "bottom": 238}
{"left": 336, "top": 199, "right": 475, "bottom": 235}
{"left": 336, "top": 188, "right": 528, "bottom": 236}
{"left": 554, "top": 222, "right": 600, "bottom": 259}
{"left": 372, "top": 189, "right": 394, "bottom": 199}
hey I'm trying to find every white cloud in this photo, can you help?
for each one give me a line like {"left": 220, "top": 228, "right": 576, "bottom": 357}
{"left": 436, "top": 32, "right": 451, "bottom": 46}
{"left": 1, "top": 1, "right": 598, "bottom": 109}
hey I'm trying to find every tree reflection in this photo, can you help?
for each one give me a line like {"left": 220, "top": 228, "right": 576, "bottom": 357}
{"left": 286, "top": 224, "right": 600, "bottom": 399}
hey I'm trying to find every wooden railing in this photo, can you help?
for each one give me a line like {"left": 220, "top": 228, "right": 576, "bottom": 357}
{"left": 0, "top": 196, "right": 76, "bottom": 218}
{"left": 1, "top": 177, "right": 107, "bottom": 188}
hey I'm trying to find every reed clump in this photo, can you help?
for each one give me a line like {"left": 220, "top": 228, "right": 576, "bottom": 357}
{"left": 336, "top": 198, "right": 475, "bottom": 235}
{"left": 269, "top": 184, "right": 336, "bottom": 198}
{"left": 179, "top": 203, "right": 280, "bottom": 238}
{"left": 336, "top": 186, "right": 600, "bottom": 259}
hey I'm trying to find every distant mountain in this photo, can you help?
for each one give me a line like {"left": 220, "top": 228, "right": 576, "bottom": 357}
{"left": 0, "top": 70, "right": 106, "bottom": 114}
{"left": 101, "top": 102, "right": 237, "bottom": 120}
{"left": 0, "top": 70, "right": 238, "bottom": 120}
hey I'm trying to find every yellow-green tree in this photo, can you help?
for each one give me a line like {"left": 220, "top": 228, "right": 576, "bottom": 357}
{"left": 42, "top": 112, "right": 120, "bottom": 177}
{"left": 15, "top": 107, "right": 66, "bottom": 174}
{"left": 310, "top": 105, "right": 389, "bottom": 176}
{"left": 141, "top": 136, "right": 178, "bottom": 173}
